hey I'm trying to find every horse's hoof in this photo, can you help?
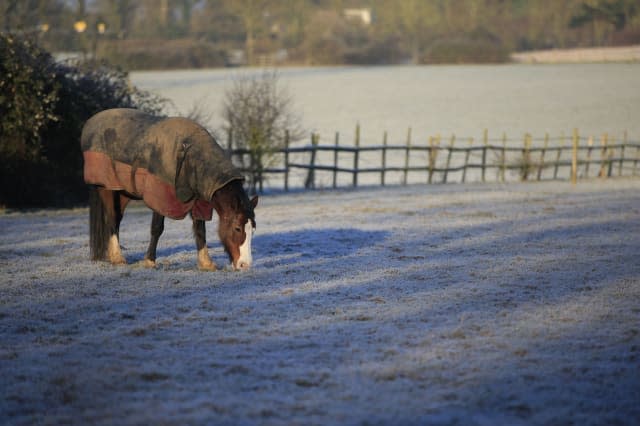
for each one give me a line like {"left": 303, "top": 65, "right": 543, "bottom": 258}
{"left": 110, "top": 256, "right": 127, "bottom": 265}
{"left": 143, "top": 258, "right": 157, "bottom": 269}
{"left": 198, "top": 262, "right": 217, "bottom": 272}
{"left": 197, "top": 248, "right": 216, "bottom": 271}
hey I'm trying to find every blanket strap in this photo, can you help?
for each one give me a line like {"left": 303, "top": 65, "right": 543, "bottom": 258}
{"left": 175, "top": 141, "right": 193, "bottom": 202}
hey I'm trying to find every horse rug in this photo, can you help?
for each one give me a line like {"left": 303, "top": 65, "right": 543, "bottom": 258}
{"left": 81, "top": 108, "right": 243, "bottom": 220}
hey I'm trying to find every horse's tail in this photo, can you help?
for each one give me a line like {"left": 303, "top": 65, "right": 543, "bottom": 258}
{"left": 89, "top": 186, "right": 109, "bottom": 261}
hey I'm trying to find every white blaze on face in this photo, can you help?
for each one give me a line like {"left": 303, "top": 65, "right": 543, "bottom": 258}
{"left": 236, "top": 221, "right": 254, "bottom": 270}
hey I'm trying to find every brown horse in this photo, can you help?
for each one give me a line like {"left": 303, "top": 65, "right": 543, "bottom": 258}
{"left": 81, "top": 108, "right": 258, "bottom": 271}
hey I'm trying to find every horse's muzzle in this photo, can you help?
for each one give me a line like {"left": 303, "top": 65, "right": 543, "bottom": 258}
{"left": 234, "top": 260, "right": 251, "bottom": 271}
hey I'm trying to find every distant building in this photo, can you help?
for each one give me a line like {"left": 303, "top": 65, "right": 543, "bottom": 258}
{"left": 344, "top": 8, "right": 372, "bottom": 26}
{"left": 226, "top": 49, "right": 246, "bottom": 67}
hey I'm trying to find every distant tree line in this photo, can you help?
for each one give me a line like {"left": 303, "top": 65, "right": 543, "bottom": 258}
{"left": 2, "top": 0, "right": 639, "bottom": 68}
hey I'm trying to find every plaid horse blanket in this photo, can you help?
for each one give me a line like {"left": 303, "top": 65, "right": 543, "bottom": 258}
{"left": 81, "top": 108, "right": 243, "bottom": 220}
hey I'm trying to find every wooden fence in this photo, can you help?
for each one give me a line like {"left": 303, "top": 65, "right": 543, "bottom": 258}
{"left": 229, "top": 128, "right": 640, "bottom": 192}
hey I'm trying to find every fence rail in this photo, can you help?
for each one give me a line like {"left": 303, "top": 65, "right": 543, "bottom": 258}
{"left": 229, "top": 128, "right": 640, "bottom": 192}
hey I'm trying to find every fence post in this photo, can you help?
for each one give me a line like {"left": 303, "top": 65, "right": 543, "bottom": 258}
{"left": 227, "top": 127, "right": 233, "bottom": 152}
{"left": 353, "top": 124, "right": 360, "bottom": 187}
{"left": 571, "top": 128, "right": 579, "bottom": 185}
{"left": 428, "top": 136, "right": 435, "bottom": 184}
{"left": 403, "top": 127, "right": 412, "bottom": 185}
{"left": 635, "top": 138, "right": 640, "bottom": 176}
{"left": 462, "top": 138, "right": 473, "bottom": 183}
{"left": 608, "top": 135, "right": 615, "bottom": 177}
{"left": 522, "top": 133, "right": 532, "bottom": 181}
{"left": 605, "top": 135, "right": 613, "bottom": 177}
{"left": 599, "top": 133, "right": 609, "bottom": 178}
{"left": 258, "top": 152, "right": 264, "bottom": 193}
{"left": 554, "top": 135, "right": 563, "bottom": 179}
{"left": 622, "top": 131, "right": 628, "bottom": 176}
{"left": 305, "top": 133, "right": 318, "bottom": 189}
{"left": 585, "top": 136, "right": 593, "bottom": 178}
{"left": 248, "top": 144, "right": 257, "bottom": 193}
{"left": 632, "top": 130, "right": 639, "bottom": 176}
{"left": 284, "top": 130, "right": 290, "bottom": 191}
{"left": 501, "top": 133, "right": 507, "bottom": 182}
{"left": 537, "top": 133, "right": 548, "bottom": 181}
{"left": 436, "top": 135, "right": 442, "bottom": 181}
{"left": 618, "top": 134, "right": 625, "bottom": 176}
{"left": 381, "top": 131, "right": 388, "bottom": 186}
{"left": 443, "top": 134, "right": 455, "bottom": 184}
{"left": 333, "top": 131, "right": 340, "bottom": 188}
{"left": 482, "top": 129, "right": 488, "bottom": 182}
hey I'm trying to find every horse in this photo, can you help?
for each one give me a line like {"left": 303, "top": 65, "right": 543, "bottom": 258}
{"left": 81, "top": 108, "right": 258, "bottom": 271}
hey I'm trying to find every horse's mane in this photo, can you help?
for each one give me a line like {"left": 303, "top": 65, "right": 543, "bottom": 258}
{"left": 214, "top": 180, "right": 255, "bottom": 224}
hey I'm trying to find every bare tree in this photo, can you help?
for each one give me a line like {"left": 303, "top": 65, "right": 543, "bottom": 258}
{"left": 222, "top": 70, "right": 304, "bottom": 192}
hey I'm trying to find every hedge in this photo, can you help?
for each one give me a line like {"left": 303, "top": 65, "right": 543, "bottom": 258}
{"left": 0, "top": 34, "right": 166, "bottom": 208}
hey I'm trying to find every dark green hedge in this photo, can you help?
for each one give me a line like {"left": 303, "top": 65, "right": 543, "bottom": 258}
{"left": 424, "top": 37, "right": 510, "bottom": 64}
{"left": 101, "top": 39, "right": 228, "bottom": 70}
{"left": 0, "top": 34, "right": 166, "bottom": 208}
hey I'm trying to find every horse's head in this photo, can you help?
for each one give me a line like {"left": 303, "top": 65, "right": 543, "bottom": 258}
{"left": 174, "top": 131, "right": 258, "bottom": 270}
{"left": 214, "top": 181, "right": 258, "bottom": 270}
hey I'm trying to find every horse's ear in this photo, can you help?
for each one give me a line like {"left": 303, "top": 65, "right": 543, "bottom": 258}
{"left": 175, "top": 141, "right": 195, "bottom": 202}
{"left": 250, "top": 195, "right": 259, "bottom": 209}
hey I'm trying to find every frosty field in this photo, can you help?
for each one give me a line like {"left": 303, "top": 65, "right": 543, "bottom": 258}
{"left": 132, "top": 64, "right": 640, "bottom": 142}
{"left": 1, "top": 179, "right": 639, "bottom": 425}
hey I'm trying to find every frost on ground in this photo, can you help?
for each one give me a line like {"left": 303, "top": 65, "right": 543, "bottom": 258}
{"left": 1, "top": 180, "right": 639, "bottom": 425}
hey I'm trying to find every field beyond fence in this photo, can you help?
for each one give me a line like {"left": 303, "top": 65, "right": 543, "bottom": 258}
{"left": 230, "top": 127, "right": 640, "bottom": 192}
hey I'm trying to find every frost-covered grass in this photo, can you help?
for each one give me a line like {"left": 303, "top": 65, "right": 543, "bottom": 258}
{"left": 1, "top": 180, "right": 639, "bottom": 425}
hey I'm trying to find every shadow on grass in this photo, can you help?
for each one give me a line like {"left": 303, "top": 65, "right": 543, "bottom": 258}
{"left": 124, "top": 227, "right": 390, "bottom": 267}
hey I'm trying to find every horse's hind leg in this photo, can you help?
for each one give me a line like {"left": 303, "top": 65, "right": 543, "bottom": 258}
{"left": 193, "top": 218, "right": 216, "bottom": 271}
{"left": 143, "top": 212, "right": 165, "bottom": 268}
{"left": 100, "top": 188, "right": 127, "bottom": 265}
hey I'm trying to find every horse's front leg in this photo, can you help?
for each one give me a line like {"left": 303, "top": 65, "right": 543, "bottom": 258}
{"left": 143, "top": 212, "right": 165, "bottom": 268}
{"left": 193, "top": 218, "right": 216, "bottom": 271}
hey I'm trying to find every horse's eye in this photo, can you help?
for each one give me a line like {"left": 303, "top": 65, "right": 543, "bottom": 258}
{"left": 234, "top": 226, "right": 242, "bottom": 233}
